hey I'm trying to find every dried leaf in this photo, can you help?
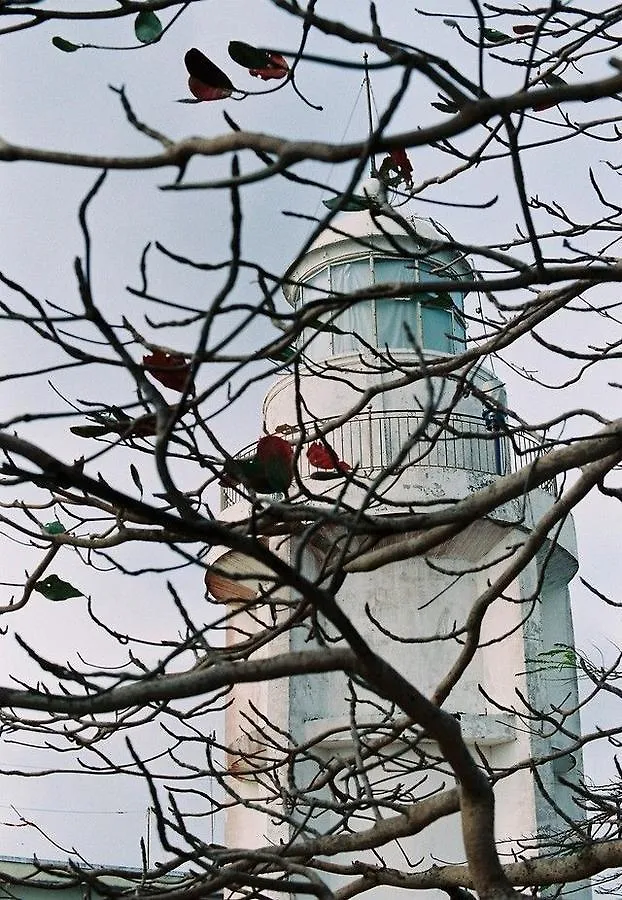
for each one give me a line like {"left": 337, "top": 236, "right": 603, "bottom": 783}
{"left": 229, "top": 42, "right": 289, "bottom": 80}
{"left": 379, "top": 148, "right": 414, "bottom": 189}
{"left": 307, "top": 441, "right": 351, "bottom": 473}
{"left": 228, "top": 41, "right": 272, "bottom": 70}
{"left": 431, "top": 94, "right": 461, "bottom": 114}
{"left": 533, "top": 74, "right": 567, "bottom": 112}
{"left": 130, "top": 464, "right": 143, "bottom": 496}
{"left": 250, "top": 53, "right": 289, "bottom": 81}
{"left": 184, "top": 49, "right": 234, "bottom": 101}
{"left": 143, "top": 349, "right": 193, "bottom": 392}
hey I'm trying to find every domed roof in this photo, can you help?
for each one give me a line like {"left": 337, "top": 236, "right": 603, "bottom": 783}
{"left": 307, "top": 208, "right": 447, "bottom": 254}
{"left": 305, "top": 177, "right": 452, "bottom": 252}
{"left": 283, "top": 192, "right": 472, "bottom": 306}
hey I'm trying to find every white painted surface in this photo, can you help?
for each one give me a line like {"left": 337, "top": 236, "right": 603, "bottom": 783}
{"left": 215, "top": 205, "right": 589, "bottom": 899}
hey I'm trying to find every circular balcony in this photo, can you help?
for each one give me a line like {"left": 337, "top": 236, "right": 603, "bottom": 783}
{"left": 220, "top": 410, "right": 556, "bottom": 511}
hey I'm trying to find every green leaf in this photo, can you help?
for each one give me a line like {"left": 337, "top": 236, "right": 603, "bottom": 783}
{"left": 425, "top": 291, "right": 453, "bottom": 309}
{"left": 134, "top": 10, "right": 162, "bottom": 43}
{"left": 483, "top": 28, "right": 510, "bottom": 43}
{"left": 533, "top": 644, "right": 579, "bottom": 671}
{"left": 267, "top": 344, "right": 297, "bottom": 363}
{"left": 52, "top": 36, "right": 80, "bottom": 53}
{"left": 542, "top": 72, "right": 567, "bottom": 88}
{"left": 228, "top": 40, "right": 271, "bottom": 70}
{"left": 34, "top": 574, "right": 83, "bottom": 601}
{"left": 130, "top": 463, "right": 143, "bottom": 496}
{"left": 42, "top": 521, "right": 66, "bottom": 535}
{"left": 70, "top": 424, "right": 111, "bottom": 438}
{"left": 322, "top": 194, "right": 371, "bottom": 212}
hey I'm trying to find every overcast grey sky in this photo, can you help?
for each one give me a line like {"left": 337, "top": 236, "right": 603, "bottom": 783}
{"left": 0, "top": 0, "right": 620, "bottom": 866}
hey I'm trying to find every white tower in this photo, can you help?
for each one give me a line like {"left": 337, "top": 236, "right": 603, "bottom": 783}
{"left": 208, "top": 191, "right": 588, "bottom": 899}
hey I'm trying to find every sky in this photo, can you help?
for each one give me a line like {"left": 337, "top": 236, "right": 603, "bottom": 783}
{"left": 0, "top": 0, "right": 620, "bottom": 868}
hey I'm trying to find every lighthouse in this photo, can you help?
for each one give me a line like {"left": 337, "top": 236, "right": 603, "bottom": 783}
{"left": 207, "top": 183, "right": 589, "bottom": 899}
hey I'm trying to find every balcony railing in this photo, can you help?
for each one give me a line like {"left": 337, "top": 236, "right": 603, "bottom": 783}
{"left": 221, "top": 410, "right": 556, "bottom": 509}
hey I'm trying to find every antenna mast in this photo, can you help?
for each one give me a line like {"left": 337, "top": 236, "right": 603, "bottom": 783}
{"left": 363, "top": 53, "right": 377, "bottom": 177}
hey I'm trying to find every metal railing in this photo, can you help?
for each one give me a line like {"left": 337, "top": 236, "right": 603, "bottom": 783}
{"left": 221, "top": 410, "right": 556, "bottom": 509}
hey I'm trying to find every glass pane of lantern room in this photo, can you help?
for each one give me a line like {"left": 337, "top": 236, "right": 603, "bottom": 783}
{"left": 421, "top": 306, "right": 453, "bottom": 353}
{"left": 330, "top": 260, "right": 374, "bottom": 353}
{"left": 332, "top": 300, "right": 375, "bottom": 354}
{"left": 376, "top": 299, "right": 420, "bottom": 349}
{"left": 374, "top": 258, "right": 417, "bottom": 286}
{"left": 300, "top": 268, "right": 331, "bottom": 306}
{"left": 420, "top": 262, "right": 464, "bottom": 313}
{"left": 420, "top": 261, "right": 465, "bottom": 350}
{"left": 330, "top": 259, "right": 371, "bottom": 294}
{"left": 420, "top": 260, "right": 451, "bottom": 282}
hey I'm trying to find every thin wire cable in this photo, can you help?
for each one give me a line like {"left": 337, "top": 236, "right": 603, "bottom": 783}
{"left": 310, "top": 79, "right": 366, "bottom": 221}
{"left": 2, "top": 804, "right": 144, "bottom": 816}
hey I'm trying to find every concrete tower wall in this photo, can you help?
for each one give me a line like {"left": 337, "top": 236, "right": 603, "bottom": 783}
{"left": 211, "top": 202, "right": 589, "bottom": 898}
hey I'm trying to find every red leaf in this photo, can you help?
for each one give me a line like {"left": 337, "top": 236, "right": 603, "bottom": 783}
{"left": 249, "top": 52, "right": 289, "bottom": 81}
{"left": 256, "top": 435, "right": 293, "bottom": 493}
{"left": 306, "top": 441, "right": 351, "bottom": 473}
{"left": 128, "top": 414, "right": 158, "bottom": 438}
{"left": 221, "top": 436, "right": 293, "bottom": 494}
{"left": 143, "top": 350, "right": 193, "bottom": 392}
{"left": 256, "top": 435, "right": 293, "bottom": 465}
{"left": 188, "top": 77, "right": 232, "bottom": 101}
{"left": 389, "top": 148, "right": 413, "bottom": 184}
{"left": 513, "top": 24, "right": 537, "bottom": 35}
{"left": 532, "top": 97, "right": 556, "bottom": 112}
{"left": 184, "top": 48, "right": 234, "bottom": 101}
